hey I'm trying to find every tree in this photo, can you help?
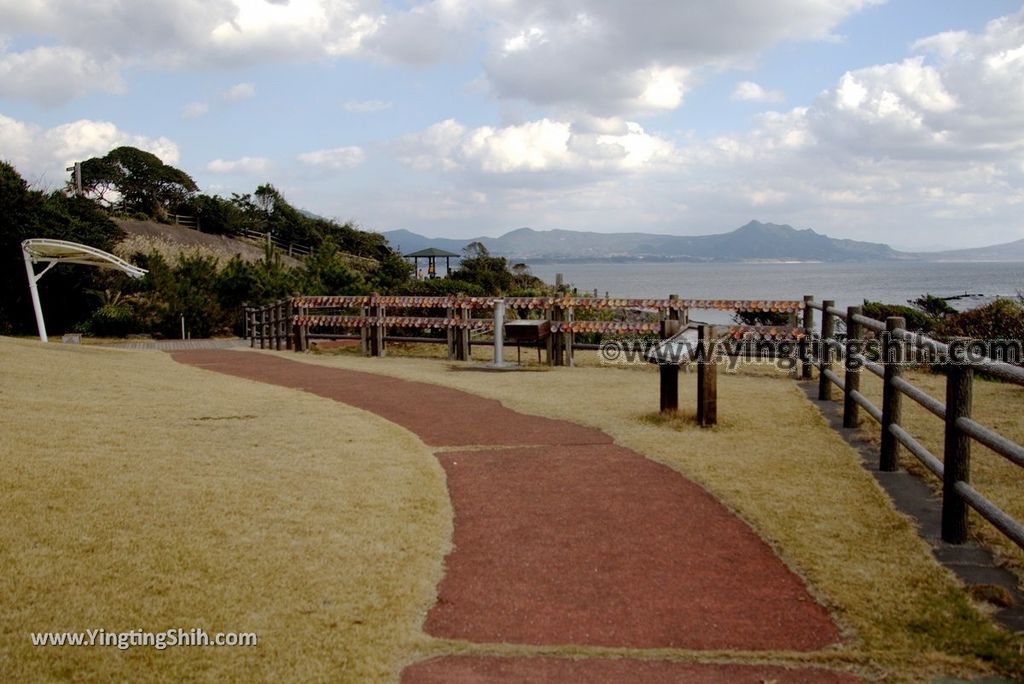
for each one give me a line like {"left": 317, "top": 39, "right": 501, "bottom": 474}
{"left": 910, "top": 293, "right": 956, "bottom": 318}
{"left": 78, "top": 146, "right": 198, "bottom": 218}
{"left": 187, "top": 194, "right": 247, "bottom": 235}
{"left": 455, "top": 242, "right": 513, "bottom": 294}
{"left": 299, "top": 238, "right": 365, "bottom": 295}
{"left": 0, "top": 161, "right": 123, "bottom": 335}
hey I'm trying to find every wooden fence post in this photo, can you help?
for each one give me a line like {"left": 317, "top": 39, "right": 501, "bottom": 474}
{"left": 880, "top": 316, "right": 905, "bottom": 471}
{"left": 458, "top": 303, "right": 471, "bottom": 361}
{"left": 259, "top": 305, "right": 268, "bottom": 350}
{"left": 801, "top": 295, "right": 814, "bottom": 379}
{"left": 818, "top": 300, "right": 835, "bottom": 400}
{"left": 275, "top": 300, "right": 284, "bottom": 351}
{"left": 942, "top": 349, "right": 973, "bottom": 544}
{"left": 659, "top": 363, "right": 679, "bottom": 413}
{"left": 843, "top": 305, "right": 862, "bottom": 428}
{"left": 697, "top": 324, "right": 717, "bottom": 427}
{"left": 360, "top": 303, "right": 370, "bottom": 356}
{"left": 564, "top": 303, "right": 574, "bottom": 367}
{"left": 372, "top": 298, "right": 386, "bottom": 357}
{"left": 550, "top": 303, "right": 564, "bottom": 366}
{"left": 298, "top": 301, "right": 308, "bottom": 352}
{"left": 246, "top": 306, "right": 255, "bottom": 348}
{"left": 446, "top": 302, "right": 456, "bottom": 360}
{"left": 661, "top": 294, "right": 681, "bottom": 340}
{"left": 284, "top": 299, "right": 294, "bottom": 351}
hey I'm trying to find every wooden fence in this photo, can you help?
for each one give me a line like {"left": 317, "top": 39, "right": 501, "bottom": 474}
{"left": 807, "top": 298, "right": 1024, "bottom": 551}
{"left": 243, "top": 293, "right": 1024, "bottom": 552}
{"left": 247, "top": 294, "right": 805, "bottom": 365}
{"left": 239, "top": 228, "right": 313, "bottom": 258}
{"left": 167, "top": 213, "right": 198, "bottom": 228}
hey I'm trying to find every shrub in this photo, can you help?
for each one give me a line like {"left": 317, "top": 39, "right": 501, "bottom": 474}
{"left": 937, "top": 298, "right": 1024, "bottom": 341}
{"left": 861, "top": 300, "right": 938, "bottom": 333}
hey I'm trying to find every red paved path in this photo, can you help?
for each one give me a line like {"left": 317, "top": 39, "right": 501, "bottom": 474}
{"left": 171, "top": 351, "right": 849, "bottom": 679}
{"left": 402, "top": 656, "right": 858, "bottom": 683}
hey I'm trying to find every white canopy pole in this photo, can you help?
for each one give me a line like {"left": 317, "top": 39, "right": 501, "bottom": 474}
{"left": 20, "top": 238, "right": 148, "bottom": 344}
{"left": 22, "top": 245, "right": 48, "bottom": 343}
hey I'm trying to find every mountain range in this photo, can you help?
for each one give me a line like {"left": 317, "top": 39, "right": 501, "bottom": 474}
{"left": 381, "top": 221, "right": 1024, "bottom": 263}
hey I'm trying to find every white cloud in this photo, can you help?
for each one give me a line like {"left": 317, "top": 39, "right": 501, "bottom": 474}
{"left": 0, "top": 0, "right": 878, "bottom": 110}
{"left": 479, "top": 0, "right": 882, "bottom": 114}
{"left": 221, "top": 82, "right": 256, "bottom": 102}
{"left": 181, "top": 101, "right": 209, "bottom": 118}
{"left": 0, "top": 45, "right": 124, "bottom": 106}
{"left": 396, "top": 117, "right": 676, "bottom": 175}
{"left": 343, "top": 99, "right": 392, "bottom": 113}
{"left": 297, "top": 146, "right": 365, "bottom": 169}
{"left": 206, "top": 156, "right": 270, "bottom": 174}
{"left": 732, "top": 81, "right": 785, "bottom": 103}
{"left": 0, "top": 114, "right": 179, "bottom": 184}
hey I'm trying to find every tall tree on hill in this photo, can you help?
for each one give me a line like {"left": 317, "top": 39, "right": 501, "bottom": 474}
{"left": 78, "top": 146, "right": 198, "bottom": 218}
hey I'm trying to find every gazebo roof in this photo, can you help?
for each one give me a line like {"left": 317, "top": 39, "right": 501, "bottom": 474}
{"left": 405, "top": 247, "right": 460, "bottom": 258}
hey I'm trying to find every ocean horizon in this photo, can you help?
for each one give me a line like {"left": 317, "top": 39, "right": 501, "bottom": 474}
{"left": 526, "top": 260, "right": 1024, "bottom": 324}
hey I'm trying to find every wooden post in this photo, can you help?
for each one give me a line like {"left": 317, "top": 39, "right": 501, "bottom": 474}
{"left": 544, "top": 305, "right": 554, "bottom": 366}
{"left": 268, "top": 301, "right": 276, "bottom": 349}
{"left": 446, "top": 304, "right": 456, "bottom": 360}
{"left": 843, "top": 305, "right": 862, "bottom": 428}
{"left": 246, "top": 307, "right": 255, "bottom": 348}
{"left": 564, "top": 303, "right": 574, "bottom": 367}
{"left": 275, "top": 300, "right": 284, "bottom": 351}
{"left": 298, "top": 302, "right": 308, "bottom": 352}
{"left": 818, "top": 300, "right": 835, "bottom": 400}
{"left": 373, "top": 302, "right": 386, "bottom": 357}
{"left": 285, "top": 299, "right": 294, "bottom": 351}
{"left": 459, "top": 305, "right": 471, "bottom": 360}
{"left": 550, "top": 303, "right": 564, "bottom": 366}
{"left": 259, "top": 305, "right": 267, "bottom": 350}
{"left": 659, "top": 363, "right": 679, "bottom": 413}
{"left": 360, "top": 304, "right": 370, "bottom": 356}
{"left": 880, "top": 316, "right": 905, "bottom": 471}
{"left": 801, "top": 295, "right": 814, "bottom": 379}
{"left": 697, "top": 324, "right": 717, "bottom": 427}
{"left": 942, "top": 352, "right": 973, "bottom": 544}
{"left": 661, "top": 294, "right": 681, "bottom": 340}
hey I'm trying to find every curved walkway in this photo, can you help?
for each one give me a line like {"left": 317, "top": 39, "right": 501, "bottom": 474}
{"left": 170, "top": 350, "right": 854, "bottom": 681}
{"left": 103, "top": 338, "right": 249, "bottom": 351}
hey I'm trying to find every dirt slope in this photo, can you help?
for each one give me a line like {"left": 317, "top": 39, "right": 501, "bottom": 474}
{"left": 114, "top": 218, "right": 302, "bottom": 267}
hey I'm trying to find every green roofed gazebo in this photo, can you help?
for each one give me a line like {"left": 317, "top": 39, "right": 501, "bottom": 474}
{"left": 405, "top": 247, "right": 459, "bottom": 279}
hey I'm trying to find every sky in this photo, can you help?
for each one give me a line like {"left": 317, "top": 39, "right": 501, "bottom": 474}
{"left": 1, "top": 1, "right": 1023, "bottom": 250}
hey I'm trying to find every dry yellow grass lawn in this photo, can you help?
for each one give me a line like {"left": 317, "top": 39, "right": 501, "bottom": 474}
{"left": 0, "top": 337, "right": 451, "bottom": 682}
{"left": 287, "top": 345, "right": 1024, "bottom": 680}
{"left": 849, "top": 367, "right": 1024, "bottom": 587}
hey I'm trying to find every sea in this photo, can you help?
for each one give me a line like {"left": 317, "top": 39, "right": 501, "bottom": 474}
{"left": 526, "top": 261, "right": 1024, "bottom": 324}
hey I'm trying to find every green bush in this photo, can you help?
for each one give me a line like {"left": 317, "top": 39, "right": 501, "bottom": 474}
{"left": 862, "top": 300, "right": 938, "bottom": 333}
{"left": 937, "top": 298, "right": 1024, "bottom": 341}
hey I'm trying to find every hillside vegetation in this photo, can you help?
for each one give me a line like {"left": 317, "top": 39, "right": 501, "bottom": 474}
{"left": 1, "top": 152, "right": 550, "bottom": 339}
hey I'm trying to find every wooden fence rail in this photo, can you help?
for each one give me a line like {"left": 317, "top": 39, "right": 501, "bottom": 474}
{"left": 239, "top": 227, "right": 313, "bottom": 258}
{"left": 808, "top": 298, "right": 1024, "bottom": 550}
{"left": 247, "top": 294, "right": 804, "bottom": 366}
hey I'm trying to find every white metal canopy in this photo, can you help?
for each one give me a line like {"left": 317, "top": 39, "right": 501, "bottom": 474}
{"left": 21, "top": 238, "right": 148, "bottom": 343}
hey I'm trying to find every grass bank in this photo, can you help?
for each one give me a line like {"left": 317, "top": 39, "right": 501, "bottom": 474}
{"left": 0, "top": 337, "right": 451, "bottom": 682}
